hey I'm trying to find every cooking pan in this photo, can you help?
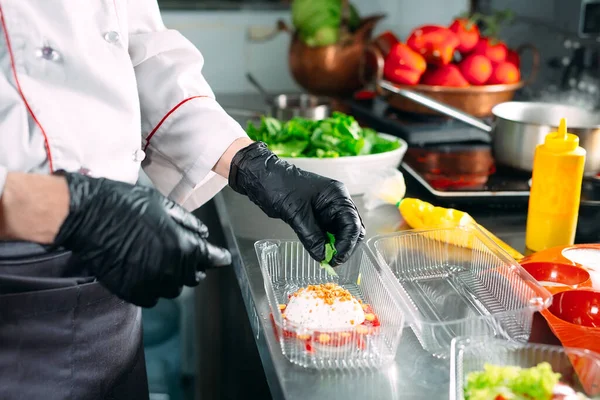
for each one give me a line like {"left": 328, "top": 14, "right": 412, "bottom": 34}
{"left": 378, "top": 80, "right": 600, "bottom": 175}
{"left": 244, "top": 73, "right": 331, "bottom": 121}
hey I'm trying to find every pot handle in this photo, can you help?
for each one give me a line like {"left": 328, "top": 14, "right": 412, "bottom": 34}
{"left": 363, "top": 44, "right": 493, "bottom": 133}
{"left": 363, "top": 45, "right": 492, "bottom": 133}
{"left": 358, "top": 43, "right": 385, "bottom": 88}
{"left": 516, "top": 43, "right": 540, "bottom": 86}
{"left": 379, "top": 81, "right": 494, "bottom": 133}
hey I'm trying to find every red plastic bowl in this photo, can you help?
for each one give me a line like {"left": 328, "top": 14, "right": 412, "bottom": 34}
{"left": 543, "top": 289, "right": 600, "bottom": 358}
{"left": 549, "top": 289, "right": 600, "bottom": 328}
{"left": 521, "top": 262, "right": 592, "bottom": 294}
{"left": 542, "top": 289, "right": 600, "bottom": 396}
{"left": 519, "top": 244, "right": 600, "bottom": 290}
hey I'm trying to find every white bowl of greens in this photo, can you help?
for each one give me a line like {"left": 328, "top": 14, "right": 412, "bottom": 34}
{"left": 246, "top": 112, "right": 407, "bottom": 196}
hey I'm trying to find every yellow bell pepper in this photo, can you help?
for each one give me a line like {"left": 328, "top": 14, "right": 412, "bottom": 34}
{"left": 398, "top": 198, "right": 524, "bottom": 261}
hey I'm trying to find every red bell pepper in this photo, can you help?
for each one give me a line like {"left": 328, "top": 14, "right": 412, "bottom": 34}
{"left": 487, "top": 61, "right": 520, "bottom": 84}
{"left": 383, "top": 42, "right": 427, "bottom": 85}
{"left": 421, "top": 64, "right": 469, "bottom": 87}
{"left": 449, "top": 18, "right": 481, "bottom": 54}
{"left": 458, "top": 54, "right": 493, "bottom": 85}
{"left": 472, "top": 37, "right": 507, "bottom": 64}
{"left": 506, "top": 49, "right": 520, "bottom": 68}
{"left": 373, "top": 30, "right": 401, "bottom": 58}
{"left": 407, "top": 25, "right": 460, "bottom": 66}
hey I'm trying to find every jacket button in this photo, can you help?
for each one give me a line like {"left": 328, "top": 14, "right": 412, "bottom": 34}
{"left": 104, "top": 31, "right": 120, "bottom": 44}
{"left": 36, "top": 46, "right": 61, "bottom": 61}
{"left": 132, "top": 149, "right": 146, "bottom": 162}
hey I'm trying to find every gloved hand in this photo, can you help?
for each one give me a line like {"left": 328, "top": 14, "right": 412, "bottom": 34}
{"left": 229, "top": 142, "right": 365, "bottom": 266}
{"left": 52, "top": 172, "right": 231, "bottom": 307}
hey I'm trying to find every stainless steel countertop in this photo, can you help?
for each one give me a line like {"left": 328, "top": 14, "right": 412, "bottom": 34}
{"left": 215, "top": 94, "right": 526, "bottom": 400}
{"left": 213, "top": 93, "right": 531, "bottom": 399}
{"left": 214, "top": 187, "right": 529, "bottom": 400}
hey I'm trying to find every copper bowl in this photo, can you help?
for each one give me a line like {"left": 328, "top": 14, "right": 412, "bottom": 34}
{"left": 279, "top": 16, "right": 384, "bottom": 97}
{"left": 367, "top": 43, "right": 540, "bottom": 117}
{"left": 387, "top": 81, "right": 526, "bottom": 117}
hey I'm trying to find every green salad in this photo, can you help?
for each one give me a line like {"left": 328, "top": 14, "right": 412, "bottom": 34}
{"left": 246, "top": 112, "right": 402, "bottom": 158}
{"left": 464, "top": 362, "right": 589, "bottom": 400}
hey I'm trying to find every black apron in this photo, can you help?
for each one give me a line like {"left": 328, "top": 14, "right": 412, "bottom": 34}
{"left": 0, "top": 241, "right": 149, "bottom": 399}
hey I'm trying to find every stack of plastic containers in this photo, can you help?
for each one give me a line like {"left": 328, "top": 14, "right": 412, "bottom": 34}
{"left": 254, "top": 224, "right": 600, "bottom": 398}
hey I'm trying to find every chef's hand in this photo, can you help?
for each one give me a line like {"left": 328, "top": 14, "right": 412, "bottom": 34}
{"left": 52, "top": 172, "right": 231, "bottom": 307}
{"left": 229, "top": 142, "right": 365, "bottom": 266}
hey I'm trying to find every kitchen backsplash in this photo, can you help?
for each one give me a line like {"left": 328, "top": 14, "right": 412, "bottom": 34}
{"left": 161, "top": 0, "right": 469, "bottom": 94}
{"left": 477, "top": 0, "right": 577, "bottom": 96}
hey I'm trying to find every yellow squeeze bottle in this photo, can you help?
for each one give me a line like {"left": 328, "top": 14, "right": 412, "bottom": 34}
{"left": 525, "top": 118, "right": 586, "bottom": 252}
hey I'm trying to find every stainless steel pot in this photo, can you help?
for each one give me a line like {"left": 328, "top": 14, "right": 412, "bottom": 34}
{"left": 267, "top": 93, "right": 330, "bottom": 120}
{"left": 379, "top": 81, "right": 600, "bottom": 175}
{"left": 225, "top": 94, "right": 330, "bottom": 121}
{"left": 245, "top": 73, "right": 330, "bottom": 121}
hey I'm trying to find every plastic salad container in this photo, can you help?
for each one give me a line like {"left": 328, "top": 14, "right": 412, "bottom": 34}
{"left": 450, "top": 337, "right": 600, "bottom": 399}
{"left": 368, "top": 225, "right": 553, "bottom": 357}
{"left": 254, "top": 240, "right": 406, "bottom": 370}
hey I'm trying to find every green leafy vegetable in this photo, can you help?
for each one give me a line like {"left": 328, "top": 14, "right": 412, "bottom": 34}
{"left": 480, "top": 9, "right": 516, "bottom": 39}
{"left": 246, "top": 112, "right": 402, "bottom": 158}
{"left": 320, "top": 232, "right": 338, "bottom": 277}
{"left": 291, "top": 0, "right": 361, "bottom": 47}
{"left": 464, "top": 362, "right": 561, "bottom": 400}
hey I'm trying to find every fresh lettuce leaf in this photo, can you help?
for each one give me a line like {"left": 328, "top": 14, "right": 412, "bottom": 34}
{"left": 320, "top": 232, "right": 338, "bottom": 277}
{"left": 268, "top": 141, "right": 309, "bottom": 157}
{"left": 464, "top": 363, "right": 561, "bottom": 400}
{"left": 245, "top": 112, "right": 401, "bottom": 158}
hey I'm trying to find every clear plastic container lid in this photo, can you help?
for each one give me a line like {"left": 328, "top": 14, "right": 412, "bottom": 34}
{"left": 255, "top": 240, "right": 406, "bottom": 370}
{"left": 368, "top": 225, "right": 553, "bottom": 357}
{"left": 450, "top": 336, "right": 600, "bottom": 399}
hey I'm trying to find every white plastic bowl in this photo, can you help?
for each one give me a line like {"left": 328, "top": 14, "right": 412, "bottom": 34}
{"left": 281, "top": 133, "right": 408, "bottom": 196}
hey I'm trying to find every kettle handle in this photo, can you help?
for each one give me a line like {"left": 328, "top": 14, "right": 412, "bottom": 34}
{"left": 516, "top": 43, "right": 540, "bottom": 87}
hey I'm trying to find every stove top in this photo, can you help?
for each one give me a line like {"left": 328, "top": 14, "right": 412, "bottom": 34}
{"left": 346, "top": 96, "right": 533, "bottom": 204}
{"left": 349, "top": 96, "right": 491, "bottom": 146}
{"left": 346, "top": 95, "right": 600, "bottom": 215}
{"left": 345, "top": 95, "right": 600, "bottom": 241}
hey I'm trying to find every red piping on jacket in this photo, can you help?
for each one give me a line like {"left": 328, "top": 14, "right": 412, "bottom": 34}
{"left": 0, "top": 2, "right": 54, "bottom": 172}
{"left": 143, "top": 96, "right": 206, "bottom": 151}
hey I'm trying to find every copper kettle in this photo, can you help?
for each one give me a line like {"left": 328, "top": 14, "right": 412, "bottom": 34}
{"left": 275, "top": 2, "right": 384, "bottom": 97}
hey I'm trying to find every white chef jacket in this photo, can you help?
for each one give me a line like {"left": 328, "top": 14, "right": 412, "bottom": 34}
{"left": 0, "top": 0, "right": 247, "bottom": 209}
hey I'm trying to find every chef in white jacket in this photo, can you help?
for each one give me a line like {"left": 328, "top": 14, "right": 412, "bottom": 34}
{"left": 0, "top": 1, "right": 364, "bottom": 399}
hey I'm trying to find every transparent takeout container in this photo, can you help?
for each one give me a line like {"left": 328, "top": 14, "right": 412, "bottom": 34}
{"left": 368, "top": 226, "right": 553, "bottom": 357}
{"left": 254, "top": 240, "right": 405, "bottom": 370}
{"left": 450, "top": 337, "right": 600, "bottom": 399}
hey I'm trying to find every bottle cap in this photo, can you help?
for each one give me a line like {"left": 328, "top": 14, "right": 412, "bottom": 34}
{"left": 544, "top": 118, "right": 579, "bottom": 152}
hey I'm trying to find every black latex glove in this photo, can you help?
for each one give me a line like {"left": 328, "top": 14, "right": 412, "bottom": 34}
{"left": 53, "top": 172, "right": 231, "bottom": 307}
{"left": 229, "top": 142, "right": 365, "bottom": 266}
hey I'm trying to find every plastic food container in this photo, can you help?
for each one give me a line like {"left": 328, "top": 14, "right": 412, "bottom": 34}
{"left": 450, "top": 337, "right": 600, "bottom": 399}
{"left": 369, "top": 226, "right": 553, "bottom": 357}
{"left": 254, "top": 240, "right": 405, "bottom": 370}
